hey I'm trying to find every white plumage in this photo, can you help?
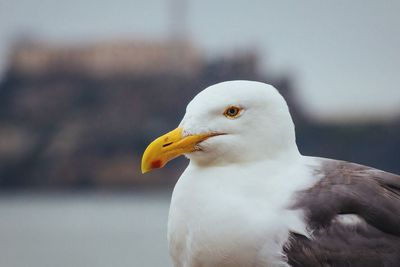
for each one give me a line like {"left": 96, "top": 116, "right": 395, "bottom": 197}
{"left": 167, "top": 81, "right": 315, "bottom": 267}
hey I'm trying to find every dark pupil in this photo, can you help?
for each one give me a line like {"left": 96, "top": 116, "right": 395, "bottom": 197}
{"left": 229, "top": 108, "right": 236, "bottom": 115}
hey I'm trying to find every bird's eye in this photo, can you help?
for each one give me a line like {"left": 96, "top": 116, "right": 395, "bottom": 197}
{"left": 223, "top": 106, "right": 242, "bottom": 119}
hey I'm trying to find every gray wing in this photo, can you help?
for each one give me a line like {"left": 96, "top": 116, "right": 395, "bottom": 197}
{"left": 284, "top": 158, "right": 400, "bottom": 267}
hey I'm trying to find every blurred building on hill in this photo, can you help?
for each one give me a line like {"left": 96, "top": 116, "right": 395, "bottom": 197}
{"left": 0, "top": 39, "right": 398, "bottom": 190}
{"left": 9, "top": 40, "right": 201, "bottom": 77}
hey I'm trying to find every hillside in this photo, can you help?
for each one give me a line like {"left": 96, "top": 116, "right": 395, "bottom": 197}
{"left": 0, "top": 40, "right": 398, "bottom": 189}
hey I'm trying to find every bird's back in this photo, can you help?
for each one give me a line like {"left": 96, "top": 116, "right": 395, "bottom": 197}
{"left": 284, "top": 157, "right": 400, "bottom": 267}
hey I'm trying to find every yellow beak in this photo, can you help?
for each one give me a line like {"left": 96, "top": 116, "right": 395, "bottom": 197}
{"left": 141, "top": 127, "right": 221, "bottom": 173}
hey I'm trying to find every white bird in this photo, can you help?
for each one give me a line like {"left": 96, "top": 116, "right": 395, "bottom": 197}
{"left": 141, "top": 80, "right": 400, "bottom": 267}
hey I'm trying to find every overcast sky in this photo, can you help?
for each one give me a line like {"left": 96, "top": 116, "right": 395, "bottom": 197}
{"left": 1, "top": 0, "right": 399, "bottom": 121}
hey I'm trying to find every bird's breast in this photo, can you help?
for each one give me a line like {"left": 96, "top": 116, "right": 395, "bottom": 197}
{"left": 167, "top": 164, "right": 305, "bottom": 267}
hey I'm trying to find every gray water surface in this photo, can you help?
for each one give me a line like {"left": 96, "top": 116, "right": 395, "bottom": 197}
{"left": 0, "top": 191, "right": 173, "bottom": 267}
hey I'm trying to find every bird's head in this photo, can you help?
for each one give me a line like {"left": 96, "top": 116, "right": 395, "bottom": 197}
{"left": 141, "top": 80, "right": 298, "bottom": 173}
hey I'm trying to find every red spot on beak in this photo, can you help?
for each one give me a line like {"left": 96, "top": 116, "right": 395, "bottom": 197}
{"left": 151, "top": 160, "right": 162, "bottom": 169}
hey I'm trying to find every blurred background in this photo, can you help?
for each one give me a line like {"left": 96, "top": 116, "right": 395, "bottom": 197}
{"left": 0, "top": 0, "right": 399, "bottom": 266}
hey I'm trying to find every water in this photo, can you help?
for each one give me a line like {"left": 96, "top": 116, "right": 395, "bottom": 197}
{"left": 0, "top": 191, "right": 174, "bottom": 267}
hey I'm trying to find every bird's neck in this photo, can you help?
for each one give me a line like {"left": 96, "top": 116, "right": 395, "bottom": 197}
{"left": 190, "top": 145, "right": 301, "bottom": 169}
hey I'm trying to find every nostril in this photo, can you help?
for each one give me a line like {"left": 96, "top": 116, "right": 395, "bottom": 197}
{"left": 162, "top": 142, "right": 173, "bottom": 148}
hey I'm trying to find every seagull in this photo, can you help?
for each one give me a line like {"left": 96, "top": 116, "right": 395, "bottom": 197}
{"left": 141, "top": 80, "right": 400, "bottom": 267}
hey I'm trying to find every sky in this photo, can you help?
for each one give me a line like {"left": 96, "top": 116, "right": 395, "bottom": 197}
{"left": 0, "top": 0, "right": 399, "bottom": 122}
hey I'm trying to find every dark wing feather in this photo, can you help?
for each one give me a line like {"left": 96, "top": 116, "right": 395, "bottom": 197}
{"left": 284, "top": 158, "right": 400, "bottom": 267}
